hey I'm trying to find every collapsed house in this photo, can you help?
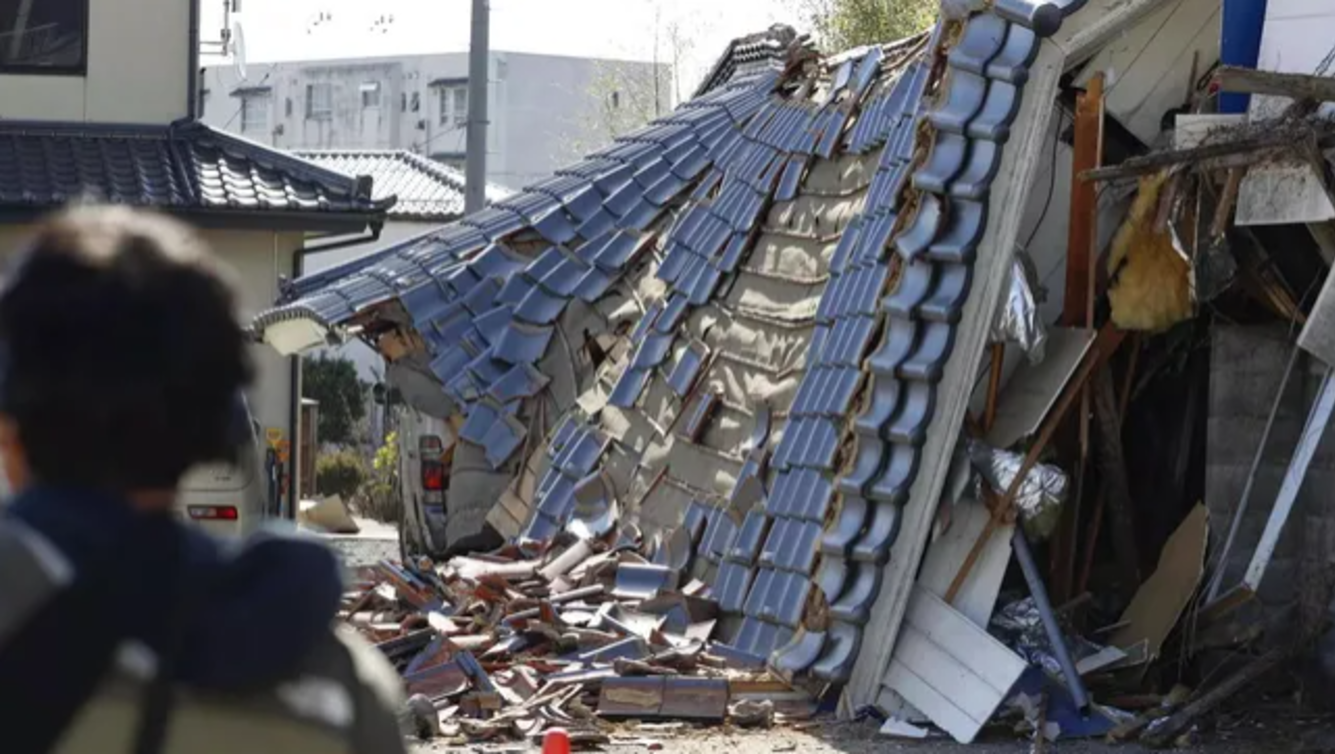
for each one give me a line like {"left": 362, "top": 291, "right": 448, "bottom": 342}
{"left": 253, "top": 0, "right": 1335, "bottom": 746}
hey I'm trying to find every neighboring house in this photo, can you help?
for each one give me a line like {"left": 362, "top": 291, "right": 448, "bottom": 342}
{"left": 0, "top": 0, "right": 392, "bottom": 514}
{"left": 292, "top": 149, "right": 510, "bottom": 379}
{"left": 201, "top": 52, "right": 673, "bottom": 190}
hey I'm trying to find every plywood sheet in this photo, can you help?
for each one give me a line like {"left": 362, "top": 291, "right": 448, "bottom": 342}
{"left": 1109, "top": 503, "right": 1209, "bottom": 664}
{"left": 987, "top": 328, "right": 1096, "bottom": 450}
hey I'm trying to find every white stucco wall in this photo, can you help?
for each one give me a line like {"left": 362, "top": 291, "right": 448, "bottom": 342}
{"left": 0, "top": 223, "right": 299, "bottom": 462}
{"left": 0, "top": 0, "right": 191, "bottom": 124}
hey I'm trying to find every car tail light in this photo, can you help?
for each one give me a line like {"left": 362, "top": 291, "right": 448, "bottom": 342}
{"left": 422, "top": 460, "right": 445, "bottom": 491}
{"left": 419, "top": 434, "right": 445, "bottom": 492}
{"left": 187, "top": 505, "right": 239, "bottom": 521}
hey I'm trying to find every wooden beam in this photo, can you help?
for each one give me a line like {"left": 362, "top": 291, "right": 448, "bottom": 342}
{"left": 1056, "top": 74, "right": 1103, "bottom": 602}
{"left": 1080, "top": 121, "right": 1335, "bottom": 183}
{"left": 1139, "top": 648, "right": 1288, "bottom": 748}
{"left": 1214, "top": 65, "right": 1335, "bottom": 104}
{"left": 1064, "top": 73, "right": 1104, "bottom": 327}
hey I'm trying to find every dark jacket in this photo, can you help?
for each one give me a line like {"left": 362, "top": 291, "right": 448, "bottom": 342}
{"left": 0, "top": 486, "right": 405, "bottom": 754}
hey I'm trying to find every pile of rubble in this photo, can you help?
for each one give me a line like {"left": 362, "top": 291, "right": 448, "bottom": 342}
{"left": 342, "top": 534, "right": 815, "bottom": 746}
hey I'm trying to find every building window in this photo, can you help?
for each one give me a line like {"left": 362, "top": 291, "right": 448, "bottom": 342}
{"left": 306, "top": 82, "right": 332, "bottom": 120}
{"left": 0, "top": 0, "right": 88, "bottom": 74}
{"left": 411, "top": 92, "right": 420, "bottom": 112}
{"left": 610, "top": 91, "right": 621, "bottom": 109}
{"left": 360, "top": 81, "right": 380, "bottom": 109}
{"left": 439, "top": 85, "right": 468, "bottom": 128}
{"left": 240, "top": 93, "right": 269, "bottom": 134}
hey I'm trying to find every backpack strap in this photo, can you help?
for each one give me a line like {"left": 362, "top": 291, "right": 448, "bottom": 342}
{"left": 129, "top": 530, "right": 191, "bottom": 754}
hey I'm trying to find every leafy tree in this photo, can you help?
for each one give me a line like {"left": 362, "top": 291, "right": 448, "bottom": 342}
{"left": 303, "top": 354, "right": 368, "bottom": 446}
{"left": 557, "top": 0, "right": 686, "bottom": 165}
{"left": 793, "top": 0, "right": 937, "bottom": 52}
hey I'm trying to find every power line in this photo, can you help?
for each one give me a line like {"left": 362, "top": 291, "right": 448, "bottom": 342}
{"left": 219, "top": 70, "right": 273, "bottom": 130}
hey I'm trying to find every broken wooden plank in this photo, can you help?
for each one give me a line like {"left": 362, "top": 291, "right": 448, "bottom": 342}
{"left": 1139, "top": 647, "right": 1288, "bottom": 748}
{"left": 1213, "top": 65, "right": 1335, "bottom": 104}
{"left": 1081, "top": 120, "right": 1335, "bottom": 182}
{"left": 882, "top": 587, "right": 1028, "bottom": 744}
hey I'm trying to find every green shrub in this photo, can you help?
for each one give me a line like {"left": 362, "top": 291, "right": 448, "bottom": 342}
{"left": 359, "top": 432, "right": 402, "bottom": 524}
{"left": 316, "top": 450, "right": 367, "bottom": 500}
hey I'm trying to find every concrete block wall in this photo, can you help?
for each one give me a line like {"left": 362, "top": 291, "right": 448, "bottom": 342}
{"left": 1206, "top": 325, "right": 1335, "bottom": 617}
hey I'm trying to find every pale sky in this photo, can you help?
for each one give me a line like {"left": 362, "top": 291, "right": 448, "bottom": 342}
{"left": 202, "top": 0, "right": 800, "bottom": 97}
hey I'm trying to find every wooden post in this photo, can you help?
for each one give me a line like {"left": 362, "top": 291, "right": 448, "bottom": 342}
{"left": 1053, "top": 74, "right": 1104, "bottom": 602}
{"left": 1064, "top": 72, "right": 1104, "bottom": 328}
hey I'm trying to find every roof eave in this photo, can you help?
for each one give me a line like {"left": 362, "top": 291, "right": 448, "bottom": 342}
{"left": 0, "top": 205, "right": 385, "bottom": 235}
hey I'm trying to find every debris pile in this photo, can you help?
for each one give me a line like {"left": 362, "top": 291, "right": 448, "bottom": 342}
{"left": 341, "top": 534, "right": 818, "bottom": 746}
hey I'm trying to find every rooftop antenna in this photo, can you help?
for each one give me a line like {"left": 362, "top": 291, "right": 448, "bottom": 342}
{"left": 199, "top": 0, "right": 247, "bottom": 81}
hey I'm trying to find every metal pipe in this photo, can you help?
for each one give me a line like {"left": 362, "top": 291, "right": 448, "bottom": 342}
{"left": 1011, "top": 526, "right": 1091, "bottom": 712}
{"left": 465, "top": 0, "right": 490, "bottom": 214}
{"left": 187, "top": 0, "right": 202, "bottom": 118}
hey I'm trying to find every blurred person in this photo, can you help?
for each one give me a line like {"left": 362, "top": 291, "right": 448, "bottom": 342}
{"left": 0, "top": 206, "right": 407, "bottom": 754}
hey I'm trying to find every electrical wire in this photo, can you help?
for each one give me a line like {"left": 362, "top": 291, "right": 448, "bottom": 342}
{"left": 1022, "top": 108, "right": 1070, "bottom": 252}
{"left": 219, "top": 71, "right": 273, "bottom": 131}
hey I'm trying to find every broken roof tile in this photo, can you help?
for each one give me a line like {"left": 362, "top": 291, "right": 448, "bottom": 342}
{"left": 493, "top": 321, "right": 555, "bottom": 365}
{"left": 487, "top": 363, "right": 552, "bottom": 405}
{"left": 667, "top": 340, "right": 709, "bottom": 397}
{"left": 482, "top": 414, "right": 529, "bottom": 468}
{"left": 609, "top": 366, "right": 652, "bottom": 409}
{"left": 514, "top": 284, "right": 568, "bottom": 325}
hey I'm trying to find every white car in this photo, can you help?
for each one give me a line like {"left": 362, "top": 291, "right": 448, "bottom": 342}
{"left": 177, "top": 399, "right": 272, "bottom": 537}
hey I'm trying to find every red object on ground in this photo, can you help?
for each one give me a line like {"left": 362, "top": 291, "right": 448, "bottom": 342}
{"left": 542, "top": 728, "right": 571, "bottom": 754}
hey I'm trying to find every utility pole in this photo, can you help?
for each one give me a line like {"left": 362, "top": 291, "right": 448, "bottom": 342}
{"left": 465, "top": 0, "right": 490, "bottom": 215}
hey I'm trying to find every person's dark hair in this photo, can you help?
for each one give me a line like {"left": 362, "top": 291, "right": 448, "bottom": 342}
{"left": 0, "top": 206, "right": 254, "bottom": 491}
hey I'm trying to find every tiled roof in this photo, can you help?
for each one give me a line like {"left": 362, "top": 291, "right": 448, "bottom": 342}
{"left": 693, "top": 24, "right": 804, "bottom": 98}
{"left": 294, "top": 150, "right": 512, "bottom": 222}
{"left": 0, "top": 121, "right": 391, "bottom": 222}
{"left": 253, "top": 1, "right": 1086, "bottom": 688}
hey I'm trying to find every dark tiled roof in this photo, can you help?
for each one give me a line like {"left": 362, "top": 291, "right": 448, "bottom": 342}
{"left": 295, "top": 150, "right": 511, "bottom": 222}
{"left": 254, "top": 0, "right": 1085, "bottom": 687}
{"left": 693, "top": 25, "right": 804, "bottom": 98}
{"left": 0, "top": 121, "right": 391, "bottom": 221}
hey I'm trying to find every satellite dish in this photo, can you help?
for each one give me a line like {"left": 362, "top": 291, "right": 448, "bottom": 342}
{"left": 230, "top": 21, "right": 248, "bottom": 81}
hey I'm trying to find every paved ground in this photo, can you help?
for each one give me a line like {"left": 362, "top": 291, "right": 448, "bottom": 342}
{"left": 315, "top": 516, "right": 400, "bottom": 568}
{"left": 404, "top": 713, "right": 1321, "bottom": 753}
